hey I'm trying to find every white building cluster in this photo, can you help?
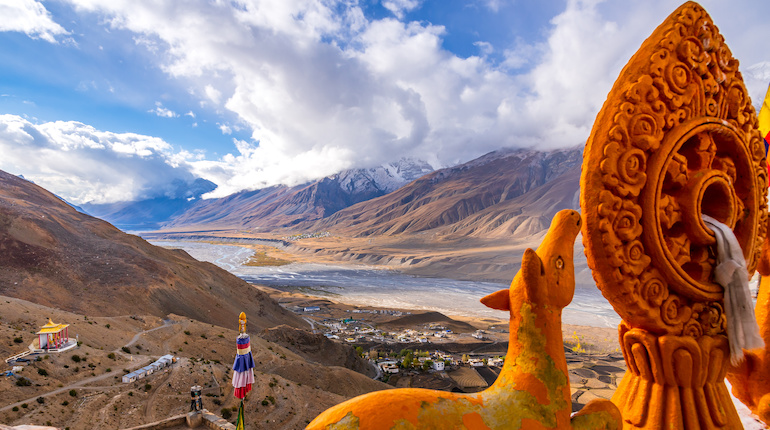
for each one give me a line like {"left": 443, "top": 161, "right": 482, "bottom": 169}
{"left": 122, "top": 354, "right": 176, "bottom": 383}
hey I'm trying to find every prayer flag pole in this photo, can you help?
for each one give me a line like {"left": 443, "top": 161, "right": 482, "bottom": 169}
{"left": 232, "top": 312, "right": 254, "bottom": 429}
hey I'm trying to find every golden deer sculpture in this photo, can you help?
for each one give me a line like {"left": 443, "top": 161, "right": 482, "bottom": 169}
{"left": 307, "top": 210, "right": 622, "bottom": 430}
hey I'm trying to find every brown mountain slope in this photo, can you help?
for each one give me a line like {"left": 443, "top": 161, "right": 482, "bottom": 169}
{"left": 311, "top": 147, "right": 582, "bottom": 238}
{"left": 0, "top": 170, "right": 306, "bottom": 331}
{"left": 440, "top": 166, "right": 581, "bottom": 239}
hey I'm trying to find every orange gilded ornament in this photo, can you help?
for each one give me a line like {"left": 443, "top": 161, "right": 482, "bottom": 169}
{"left": 581, "top": 2, "right": 767, "bottom": 429}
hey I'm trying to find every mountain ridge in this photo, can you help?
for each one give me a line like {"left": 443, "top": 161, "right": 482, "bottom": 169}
{"left": 160, "top": 157, "right": 435, "bottom": 231}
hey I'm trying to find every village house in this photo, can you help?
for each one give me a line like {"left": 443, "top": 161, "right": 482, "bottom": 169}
{"left": 468, "top": 358, "right": 485, "bottom": 367}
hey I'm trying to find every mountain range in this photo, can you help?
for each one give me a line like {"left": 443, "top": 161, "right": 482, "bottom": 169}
{"left": 84, "top": 158, "right": 434, "bottom": 232}
{"left": 145, "top": 146, "right": 584, "bottom": 283}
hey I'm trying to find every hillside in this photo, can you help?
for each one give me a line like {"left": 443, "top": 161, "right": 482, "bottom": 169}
{"left": 0, "top": 170, "right": 305, "bottom": 331}
{"left": 0, "top": 297, "right": 388, "bottom": 430}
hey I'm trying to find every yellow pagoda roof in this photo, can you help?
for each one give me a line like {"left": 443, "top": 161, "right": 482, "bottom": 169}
{"left": 36, "top": 318, "right": 69, "bottom": 334}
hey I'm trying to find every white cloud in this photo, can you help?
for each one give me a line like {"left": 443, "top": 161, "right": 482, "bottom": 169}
{"left": 0, "top": 114, "right": 202, "bottom": 204}
{"left": 382, "top": 0, "right": 422, "bottom": 19}
{"left": 44, "top": 0, "right": 770, "bottom": 200}
{"left": 149, "top": 101, "right": 178, "bottom": 118}
{"left": 473, "top": 41, "right": 493, "bottom": 56}
{"left": 184, "top": 111, "right": 196, "bottom": 118}
{"left": 204, "top": 85, "right": 222, "bottom": 105}
{"left": 0, "top": 0, "right": 69, "bottom": 43}
{"left": 482, "top": 0, "right": 506, "bottom": 13}
{"left": 218, "top": 123, "right": 232, "bottom": 135}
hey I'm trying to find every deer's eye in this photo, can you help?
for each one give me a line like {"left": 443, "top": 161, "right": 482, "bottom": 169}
{"left": 555, "top": 257, "right": 564, "bottom": 269}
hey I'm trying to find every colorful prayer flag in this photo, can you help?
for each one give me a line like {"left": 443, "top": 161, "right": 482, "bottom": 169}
{"left": 760, "top": 83, "right": 770, "bottom": 176}
{"left": 759, "top": 83, "right": 770, "bottom": 145}
{"left": 231, "top": 312, "right": 254, "bottom": 429}
{"left": 232, "top": 312, "right": 255, "bottom": 399}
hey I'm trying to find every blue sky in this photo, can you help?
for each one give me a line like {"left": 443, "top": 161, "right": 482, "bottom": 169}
{"left": 0, "top": 0, "right": 769, "bottom": 204}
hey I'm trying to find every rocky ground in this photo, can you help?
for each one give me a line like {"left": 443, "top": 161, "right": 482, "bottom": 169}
{"left": 0, "top": 296, "right": 387, "bottom": 430}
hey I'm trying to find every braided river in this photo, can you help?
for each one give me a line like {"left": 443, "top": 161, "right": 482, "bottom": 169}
{"left": 151, "top": 240, "right": 625, "bottom": 328}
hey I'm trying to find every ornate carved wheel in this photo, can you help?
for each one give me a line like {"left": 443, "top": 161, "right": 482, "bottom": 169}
{"left": 581, "top": 2, "right": 768, "bottom": 335}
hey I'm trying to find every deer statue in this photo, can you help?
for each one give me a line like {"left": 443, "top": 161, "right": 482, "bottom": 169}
{"left": 306, "top": 209, "right": 622, "bottom": 430}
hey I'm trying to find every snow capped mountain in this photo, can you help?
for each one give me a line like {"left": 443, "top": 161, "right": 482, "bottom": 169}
{"left": 335, "top": 158, "right": 436, "bottom": 196}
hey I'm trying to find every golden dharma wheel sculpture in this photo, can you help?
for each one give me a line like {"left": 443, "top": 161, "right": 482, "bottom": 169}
{"left": 582, "top": 1, "right": 768, "bottom": 336}
{"left": 581, "top": 2, "right": 767, "bottom": 429}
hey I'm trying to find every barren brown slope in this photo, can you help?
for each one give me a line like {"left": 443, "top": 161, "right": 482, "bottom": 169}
{"left": 440, "top": 166, "right": 581, "bottom": 239}
{"left": 0, "top": 170, "right": 306, "bottom": 331}
{"left": 311, "top": 147, "right": 582, "bottom": 237}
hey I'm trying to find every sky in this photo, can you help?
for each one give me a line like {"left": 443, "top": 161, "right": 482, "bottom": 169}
{"left": 0, "top": 0, "right": 769, "bottom": 205}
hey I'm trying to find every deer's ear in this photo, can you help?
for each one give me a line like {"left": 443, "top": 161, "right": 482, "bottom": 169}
{"left": 520, "top": 248, "right": 545, "bottom": 300}
{"left": 481, "top": 289, "right": 510, "bottom": 311}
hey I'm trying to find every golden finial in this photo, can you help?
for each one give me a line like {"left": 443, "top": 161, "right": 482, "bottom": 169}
{"left": 238, "top": 312, "right": 247, "bottom": 334}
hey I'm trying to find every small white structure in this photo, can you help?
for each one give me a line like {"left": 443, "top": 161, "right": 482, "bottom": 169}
{"left": 471, "top": 331, "right": 486, "bottom": 340}
{"left": 432, "top": 361, "right": 445, "bottom": 371}
{"left": 122, "top": 355, "right": 176, "bottom": 383}
{"left": 380, "top": 362, "right": 399, "bottom": 374}
{"left": 488, "top": 358, "right": 504, "bottom": 367}
{"left": 468, "top": 359, "right": 484, "bottom": 367}
{"left": 304, "top": 306, "right": 321, "bottom": 312}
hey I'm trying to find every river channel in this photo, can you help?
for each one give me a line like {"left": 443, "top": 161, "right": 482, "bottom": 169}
{"left": 149, "top": 240, "right": 622, "bottom": 328}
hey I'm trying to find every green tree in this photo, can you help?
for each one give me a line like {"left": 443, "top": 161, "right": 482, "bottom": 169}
{"left": 401, "top": 351, "right": 413, "bottom": 369}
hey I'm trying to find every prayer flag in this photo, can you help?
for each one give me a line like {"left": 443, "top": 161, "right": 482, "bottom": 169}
{"left": 759, "top": 83, "right": 770, "bottom": 175}
{"left": 231, "top": 312, "right": 254, "bottom": 428}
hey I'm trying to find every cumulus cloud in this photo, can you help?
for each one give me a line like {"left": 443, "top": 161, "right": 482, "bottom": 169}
{"left": 0, "top": 114, "right": 204, "bottom": 204}
{"left": 50, "top": 0, "right": 770, "bottom": 199}
{"left": 0, "top": 0, "right": 69, "bottom": 43}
